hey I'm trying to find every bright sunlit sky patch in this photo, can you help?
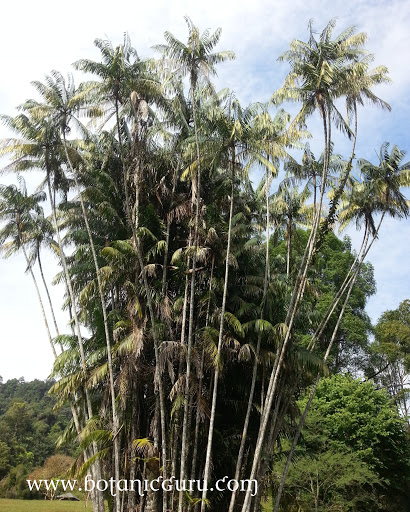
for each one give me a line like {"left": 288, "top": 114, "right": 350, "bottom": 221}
{"left": 0, "top": 0, "right": 409, "bottom": 381}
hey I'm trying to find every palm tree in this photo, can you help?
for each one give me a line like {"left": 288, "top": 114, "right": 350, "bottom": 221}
{"left": 75, "top": 40, "right": 173, "bottom": 512}
{"left": 315, "top": 55, "right": 391, "bottom": 250}
{"left": 285, "top": 144, "right": 345, "bottom": 214}
{"left": 74, "top": 33, "right": 162, "bottom": 232}
{"left": 271, "top": 184, "right": 313, "bottom": 276}
{"left": 358, "top": 142, "right": 410, "bottom": 217}
{"left": 227, "top": 105, "right": 295, "bottom": 512}
{"left": 241, "top": 20, "right": 377, "bottom": 511}
{"left": 1, "top": 24, "right": 406, "bottom": 512}
{"left": 274, "top": 18, "right": 364, "bottom": 181}
{"left": 156, "top": 19, "right": 235, "bottom": 510}
{"left": 0, "top": 179, "right": 57, "bottom": 357}
{"left": 197, "top": 93, "right": 258, "bottom": 510}
{"left": 0, "top": 112, "right": 105, "bottom": 512}
{"left": 25, "top": 70, "right": 122, "bottom": 512}
{"left": 20, "top": 209, "right": 61, "bottom": 338}
{"left": 0, "top": 180, "right": 91, "bottom": 487}
{"left": 273, "top": 143, "right": 410, "bottom": 510}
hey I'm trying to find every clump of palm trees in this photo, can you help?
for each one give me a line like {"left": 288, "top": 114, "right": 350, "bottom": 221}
{"left": 0, "top": 17, "right": 408, "bottom": 512}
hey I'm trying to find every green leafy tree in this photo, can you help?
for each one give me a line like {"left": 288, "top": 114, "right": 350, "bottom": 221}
{"left": 368, "top": 299, "right": 410, "bottom": 426}
{"left": 280, "top": 375, "right": 410, "bottom": 511}
{"left": 276, "top": 450, "right": 380, "bottom": 511}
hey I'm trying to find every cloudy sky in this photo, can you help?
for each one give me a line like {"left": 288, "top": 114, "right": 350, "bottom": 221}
{"left": 0, "top": 0, "right": 409, "bottom": 382}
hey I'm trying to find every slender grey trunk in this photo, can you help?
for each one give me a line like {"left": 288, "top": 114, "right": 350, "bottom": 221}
{"left": 136, "top": 238, "right": 168, "bottom": 511}
{"left": 37, "top": 248, "right": 60, "bottom": 337}
{"left": 190, "top": 348, "right": 204, "bottom": 482}
{"left": 115, "top": 100, "right": 168, "bottom": 510}
{"left": 315, "top": 101, "right": 358, "bottom": 251}
{"left": 191, "top": 254, "right": 215, "bottom": 484}
{"left": 127, "top": 417, "right": 137, "bottom": 511}
{"left": 201, "top": 145, "right": 236, "bottom": 511}
{"left": 286, "top": 217, "right": 292, "bottom": 277}
{"left": 45, "top": 164, "right": 104, "bottom": 512}
{"left": 20, "top": 241, "right": 57, "bottom": 358}
{"left": 273, "top": 215, "right": 386, "bottom": 511}
{"left": 162, "top": 166, "right": 178, "bottom": 297}
{"left": 63, "top": 135, "right": 121, "bottom": 512}
{"left": 307, "top": 220, "right": 369, "bottom": 351}
{"left": 312, "top": 171, "right": 317, "bottom": 213}
{"left": 30, "top": 243, "right": 91, "bottom": 509}
{"left": 179, "top": 81, "right": 202, "bottom": 512}
{"left": 241, "top": 101, "right": 330, "bottom": 512}
{"left": 115, "top": 99, "right": 133, "bottom": 231}
{"left": 74, "top": 147, "right": 121, "bottom": 501}
{"left": 228, "top": 162, "right": 271, "bottom": 512}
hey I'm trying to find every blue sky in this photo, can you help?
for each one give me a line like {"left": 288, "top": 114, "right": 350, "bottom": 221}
{"left": 0, "top": 0, "right": 409, "bottom": 381}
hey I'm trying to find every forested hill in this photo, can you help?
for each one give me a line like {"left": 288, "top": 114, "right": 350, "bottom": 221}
{"left": 0, "top": 378, "right": 71, "bottom": 497}
{"left": 0, "top": 378, "right": 55, "bottom": 416}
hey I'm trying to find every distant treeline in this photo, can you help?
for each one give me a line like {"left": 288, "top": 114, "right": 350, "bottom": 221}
{"left": 0, "top": 378, "right": 72, "bottom": 498}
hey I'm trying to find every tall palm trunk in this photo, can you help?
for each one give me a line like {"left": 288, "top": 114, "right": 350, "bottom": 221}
{"left": 45, "top": 164, "right": 104, "bottom": 512}
{"left": 179, "top": 82, "right": 202, "bottom": 512}
{"left": 26, "top": 241, "right": 95, "bottom": 509}
{"left": 115, "top": 99, "right": 134, "bottom": 231}
{"left": 273, "top": 215, "right": 384, "bottom": 510}
{"left": 286, "top": 216, "right": 292, "bottom": 276}
{"left": 241, "top": 101, "right": 331, "bottom": 512}
{"left": 114, "top": 103, "right": 168, "bottom": 511}
{"left": 162, "top": 165, "right": 178, "bottom": 342}
{"left": 190, "top": 253, "right": 215, "bottom": 485}
{"left": 307, "top": 224, "right": 369, "bottom": 352}
{"left": 32, "top": 244, "right": 94, "bottom": 508}
{"left": 306, "top": 103, "right": 360, "bottom": 352}
{"left": 135, "top": 238, "right": 168, "bottom": 512}
{"left": 315, "top": 101, "right": 358, "bottom": 251}
{"left": 312, "top": 171, "right": 317, "bottom": 213}
{"left": 162, "top": 165, "right": 178, "bottom": 297}
{"left": 20, "top": 241, "right": 57, "bottom": 358}
{"left": 201, "top": 145, "right": 236, "bottom": 511}
{"left": 63, "top": 136, "right": 121, "bottom": 512}
{"left": 228, "top": 162, "right": 271, "bottom": 512}
{"left": 37, "top": 248, "right": 60, "bottom": 337}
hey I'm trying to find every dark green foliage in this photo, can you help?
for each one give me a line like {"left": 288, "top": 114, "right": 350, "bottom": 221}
{"left": 277, "top": 375, "right": 410, "bottom": 511}
{"left": 271, "top": 229, "right": 375, "bottom": 373}
{"left": 366, "top": 299, "right": 410, "bottom": 427}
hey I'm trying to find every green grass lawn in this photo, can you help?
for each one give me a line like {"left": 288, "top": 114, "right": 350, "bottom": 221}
{"left": 0, "top": 499, "right": 92, "bottom": 511}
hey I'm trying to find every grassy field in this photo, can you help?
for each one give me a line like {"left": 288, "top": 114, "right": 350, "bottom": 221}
{"left": 0, "top": 498, "right": 271, "bottom": 511}
{"left": 0, "top": 499, "right": 92, "bottom": 511}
